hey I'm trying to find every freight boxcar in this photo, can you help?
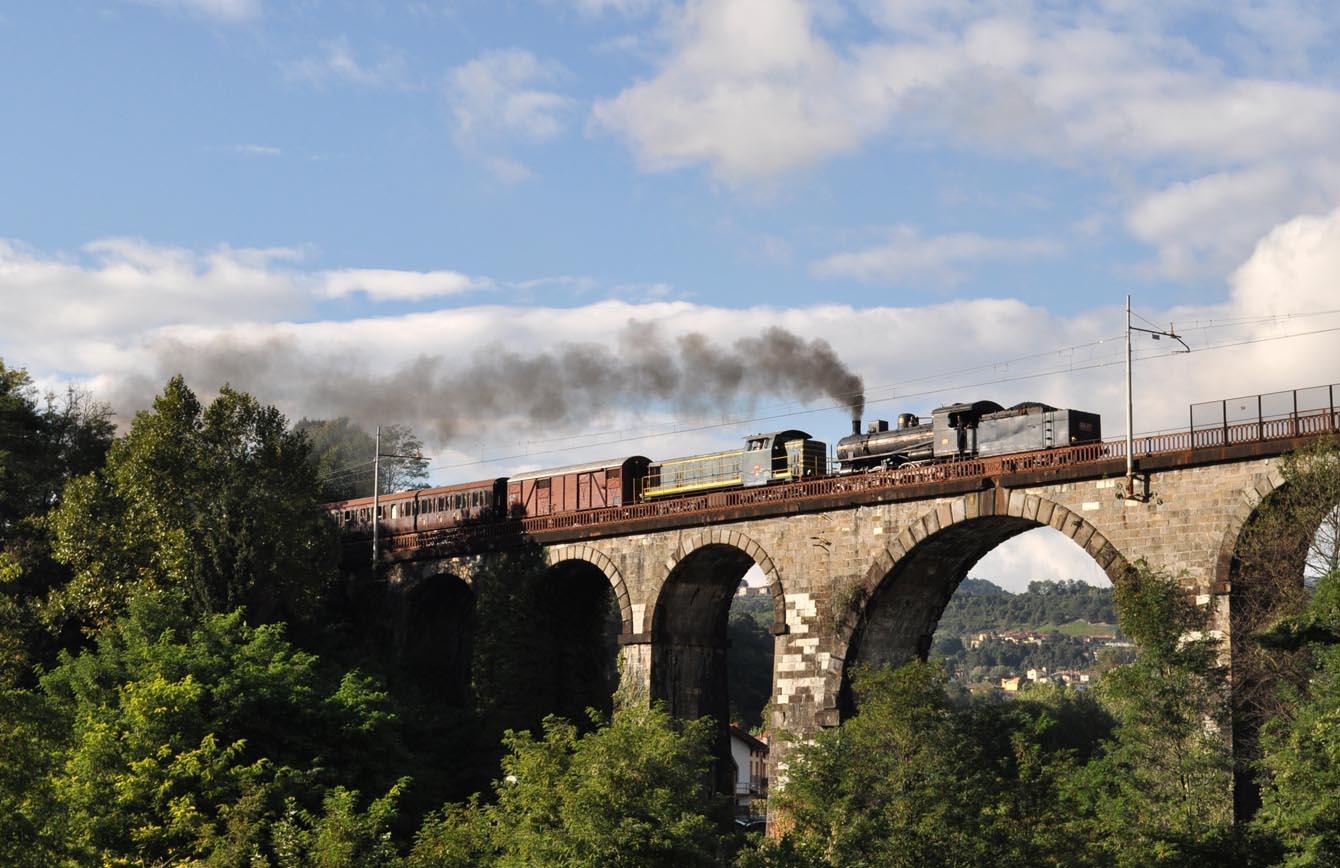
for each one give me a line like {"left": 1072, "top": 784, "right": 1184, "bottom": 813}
{"left": 506, "top": 456, "right": 652, "bottom": 518}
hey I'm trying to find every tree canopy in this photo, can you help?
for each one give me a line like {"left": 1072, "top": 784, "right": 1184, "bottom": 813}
{"left": 47, "top": 377, "right": 337, "bottom": 631}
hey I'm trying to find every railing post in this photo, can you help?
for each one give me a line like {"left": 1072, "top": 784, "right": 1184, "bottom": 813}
{"left": 1257, "top": 395, "right": 1264, "bottom": 441}
{"left": 1292, "top": 389, "right": 1299, "bottom": 437}
{"left": 1222, "top": 399, "right": 1228, "bottom": 447}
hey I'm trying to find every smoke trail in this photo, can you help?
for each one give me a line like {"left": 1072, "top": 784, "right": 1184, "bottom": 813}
{"left": 113, "top": 323, "right": 865, "bottom": 447}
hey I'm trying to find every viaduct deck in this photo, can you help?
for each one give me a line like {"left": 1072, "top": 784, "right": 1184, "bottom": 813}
{"left": 347, "top": 392, "right": 1338, "bottom": 814}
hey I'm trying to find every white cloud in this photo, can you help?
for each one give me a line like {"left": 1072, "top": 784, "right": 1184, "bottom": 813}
{"left": 561, "top": 0, "right": 664, "bottom": 16}
{"left": 130, "top": 0, "right": 261, "bottom": 22}
{"left": 230, "top": 144, "right": 282, "bottom": 156}
{"left": 1126, "top": 163, "right": 1340, "bottom": 280}
{"left": 282, "top": 38, "right": 413, "bottom": 90}
{"left": 447, "top": 49, "right": 573, "bottom": 145}
{"left": 592, "top": 0, "right": 879, "bottom": 181}
{"left": 971, "top": 526, "right": 1111, "bottom": 592}
{"left": 591, "top": 0, "right": 1340, "bottom": 275}
{"left": 320, "top": 268, "right": 490, "bottom": 301}
{"left": 445, "top": 49, "right": 574, "bottom": 180}
{"left": 6, "top": 210, "right": 1339, "bottom": 486}
{"left": 812, "top": 227, "right": 1061, "bottom": 287}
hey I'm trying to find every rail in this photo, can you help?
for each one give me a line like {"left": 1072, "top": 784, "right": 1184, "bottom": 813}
{"left": 368, "top": 384, "right": 1339, "bottom": 555}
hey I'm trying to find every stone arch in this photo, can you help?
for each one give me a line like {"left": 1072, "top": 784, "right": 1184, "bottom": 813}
{"left": 1211, "top": 464, "right": 1289, "bottom": 594}
{"left": 385, "top": 565, "right": 476, "bottom": 707}
{"left": 649, "top": 527, "right": 783, "bottom": 797}
{"left": 545, "top": 543, "right": 632, "bottom": 635}
{"left": 828, "top": 489, "right": 1133, "bottom": 717}
{"left": 649, "top": 528, "right": 786, "bottom": 636}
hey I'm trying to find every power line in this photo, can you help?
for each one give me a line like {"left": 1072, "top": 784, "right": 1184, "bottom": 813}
{"left": 415, "top": 322, "right": 1340, "bottom": 474}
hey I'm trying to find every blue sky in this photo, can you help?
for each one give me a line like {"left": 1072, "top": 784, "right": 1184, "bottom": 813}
{"left": 4, "top": 0, "right": 1340, "bottom": 588}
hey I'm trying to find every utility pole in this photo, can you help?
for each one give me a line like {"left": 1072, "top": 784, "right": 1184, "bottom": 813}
{"left": 370, "top": 425, "right": 427, "bottom": 569}
{"left": 1124, "top": 294, "right": 1190, "bottom": 500}
{"left": 372, "top": 425, "right": 380, "bottom": 567}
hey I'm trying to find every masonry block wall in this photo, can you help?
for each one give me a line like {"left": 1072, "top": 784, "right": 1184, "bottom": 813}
{"left": 533, "top": 456, "right": 1286, "bottom": 796}
{"left": 372, "top": 454, "right": 1288, "bottom": 809}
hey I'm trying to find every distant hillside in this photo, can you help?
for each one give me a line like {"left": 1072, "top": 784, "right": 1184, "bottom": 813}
{"left": 935, "top": 578, "right": 1117, "bottom": 637}
{"left": 932, "top": 578, "right": 1127, "bottom": 684}
{"left": 955, "top": 578, "right": 1012, "bottom": 596}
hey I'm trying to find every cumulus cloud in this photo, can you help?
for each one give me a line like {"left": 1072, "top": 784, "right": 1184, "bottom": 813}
{"left": 445, "top": 49, "right": 574, "bottom": 179}
{"left": 0, "top": 238, "right": 494, "bottom": 377}
{"left": 559, "top": 0, "right": 664, "bottom": 16}
{"left": 812, "top": 227, "right": 1060, "bottom": 287}
{"left": 590, "top": 0, "right": 1340, "bottom": 276}
{"left": 6, "top": 209, "right": 1339, "bottom": 480}
{"left": 229, "top": 144, "right": 282, "bottom": 156}
{"left": 282, "top": 38, "right": 414, "bottom": 90}
{"left": 130, "top": 0, "right": 261, "bottom": 22}
{"left": 320, "top": 268, "right": 491, "bottom": 301}
{"left": 972, "top": 526, "right": 1111, "bottom": 592}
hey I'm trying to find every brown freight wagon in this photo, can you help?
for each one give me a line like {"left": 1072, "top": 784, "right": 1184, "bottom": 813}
{"left": 507, "top": 456, "right": 651, "bottom": 518}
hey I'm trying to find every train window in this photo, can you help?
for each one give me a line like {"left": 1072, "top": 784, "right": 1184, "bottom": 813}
{"left": 608, "top": 469, "right": 621, "bottom": 480}
{"left": 748, "top": 438, "right": 767, "bottom": 451}
{"left": 390, "top": 504, "right": 399, "bottom": 519}
{"left": 536, "top": 479, "right": 551, "bottom": 490}
{"left": 343, "top": 510, "right": 352, "bottom": 523}
{"left": 484, "top": 491, "right": 492, "bottom": 506}
{"left": 376, "top": 506, "right": 384, "bottom": 520}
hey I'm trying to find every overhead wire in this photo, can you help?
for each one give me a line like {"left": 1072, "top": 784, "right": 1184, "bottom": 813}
{"left": 411, "top": 319, "right": 1340, "bottom": 475}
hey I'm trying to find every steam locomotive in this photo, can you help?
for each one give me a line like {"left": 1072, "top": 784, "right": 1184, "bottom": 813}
{"left": 326, "top": 399, "right": 1100, "bottom": 534}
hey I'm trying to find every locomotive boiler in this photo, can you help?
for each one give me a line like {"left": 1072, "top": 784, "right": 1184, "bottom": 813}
{"left": 838, "top": 400, "right": 1101, "bottom": 471}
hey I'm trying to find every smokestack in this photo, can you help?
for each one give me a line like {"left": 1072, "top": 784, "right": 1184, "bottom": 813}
{"left": 852, "top": 418, "right": 861, "bottom": 436}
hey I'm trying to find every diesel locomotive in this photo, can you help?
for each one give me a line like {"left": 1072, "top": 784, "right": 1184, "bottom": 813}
{"left": 326, "top": 398, "right": 1101, "bottom": 535}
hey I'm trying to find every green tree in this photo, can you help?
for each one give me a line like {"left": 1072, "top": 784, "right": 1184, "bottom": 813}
{"left": 1254, "top": 569, "right": 1340, "bottom": 865}
{"left": 756, "top": 662, "right": 1086, "bottom": 868}
{"left": 0, "top": 360, "right": 114, "bottom": 681}
{"left": 1229, "top": 436, "right": 1340, "bottom": 825}
{"left": 410, "top": 705, "right": 723, "bottom": 868}
{"left": 1062, "top": 562, "right": 1237, "bottom": 865}
{"left": 47, "top": 377, "right": 336, "bottom": 631}
{"left": 297, "top": 418, "right": 428, "bottom": 502}
{"left": 36, "top": 591, "right": 404, "bottom": 867}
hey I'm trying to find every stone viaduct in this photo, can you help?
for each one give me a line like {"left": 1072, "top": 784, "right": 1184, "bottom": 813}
{"left": 358, "top": 401, "right": 1338, "bottom": 802}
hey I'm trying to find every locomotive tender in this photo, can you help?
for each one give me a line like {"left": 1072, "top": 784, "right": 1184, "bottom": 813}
{"left": 326, "top": 398, "right": 1101, "bottom": 535}
{"left": 836, "top": 400, "right": 1101, "bottom": 471}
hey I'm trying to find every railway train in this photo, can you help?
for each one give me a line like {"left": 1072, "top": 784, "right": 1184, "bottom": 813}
{"left": 326, "top": 399, "right": 1101, "bottom": 534}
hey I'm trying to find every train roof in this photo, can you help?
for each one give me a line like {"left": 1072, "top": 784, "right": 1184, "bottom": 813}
{"left": 508, "top": 456, "right": 651, "bottom": 483}
{"left": 325, "top": 477, "right": 505, "bottom": 509}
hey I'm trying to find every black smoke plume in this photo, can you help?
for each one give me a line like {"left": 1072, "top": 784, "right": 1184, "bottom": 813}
{"left": 115, "top": 323, "right": 865, "bottom": 448}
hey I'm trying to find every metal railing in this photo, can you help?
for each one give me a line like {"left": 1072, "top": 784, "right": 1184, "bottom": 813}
{"left": 374, "top": 384, "right": 1340, "bottom": 554}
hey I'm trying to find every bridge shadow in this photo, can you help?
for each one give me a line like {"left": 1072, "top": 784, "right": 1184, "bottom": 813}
{"left": 650, "top": 543, "right": 760, "bottom": 800}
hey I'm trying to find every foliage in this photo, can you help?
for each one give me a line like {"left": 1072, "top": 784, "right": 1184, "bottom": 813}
{"left": 47, "top": 377, "right": 337, "bottom": 631}
{"left": 33, "top": 591, "right": 404, "bottom": 867}
{"left": 1063, "top": 562, "right": 1236, "bottom": 865}
{"left": 469, "top": 545, "right": 620, "bottom": 737}
{"left": 726, "top": 610, "right": 774, "bottom": 731}
{"left": 409, "top": 704, "right": 723, "bottom": 868}
{"left": 0, "top": 360, "right": 114, "bottom": 681}
{"left": 755, "top": 662, "right": 1090, "bottom": 868}
{"left": 297, "top": 418, "right": 428, "bottom": 502}
{"left": 933, "top": 578, "right": 1118, "bottom": 638}
{"left": 1254, "top": 565, "right": 1340, "bottom": 866}
{"left": 1230, "top": 435, "right": 1340, "bottom": 824}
